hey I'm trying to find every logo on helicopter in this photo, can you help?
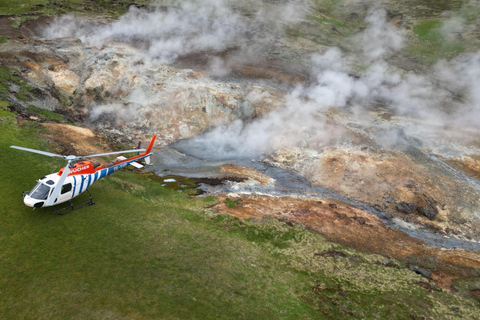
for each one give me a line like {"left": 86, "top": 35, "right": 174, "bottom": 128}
{"left": 71, "top": 165, "right": 90, "bottom": 173}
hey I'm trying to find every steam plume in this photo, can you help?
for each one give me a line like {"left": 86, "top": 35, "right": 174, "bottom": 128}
{"left": 43, "top": 2, "right": 480, "bottom": 158}
{"left": 182, "top": 6, "right": 480, "bottom": 157}
{"left": 43, "top": 0, "right": 307, "bottom": 64}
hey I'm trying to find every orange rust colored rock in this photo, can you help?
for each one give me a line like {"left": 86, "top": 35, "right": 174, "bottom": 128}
{"left": 214, "top": 194, "right": 480, "bottom": 289}
{"left": 220, "top": 164, "right": 274, "bottom": 185}
{"left": 446, "top": 155, "right": 480, "bottom": 181}
{"left": 41, "top": 123, "right": 110, "bottom": 157}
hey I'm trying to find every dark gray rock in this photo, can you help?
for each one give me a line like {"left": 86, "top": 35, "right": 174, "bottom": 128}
{"left": 408, "top": 264, "right": 432, "bottom": 278}
{"left": 418, "top": 205, "right": 438, "bottom": 220}
{"left": 396, "top": 202, "right": 418, "bottom": 214}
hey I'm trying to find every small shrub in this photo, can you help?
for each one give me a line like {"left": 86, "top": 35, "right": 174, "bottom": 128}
{"left": 224, "top": 197, "right": 240, "bottom": 208}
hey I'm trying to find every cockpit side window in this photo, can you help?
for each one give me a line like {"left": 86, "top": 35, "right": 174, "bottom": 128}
{"left": 29, "top": 183, "right": 51, "bottom": 200}
{"left": 61, "top": 183, "right": 72, "bottom": 194}
{"left": 28, "top": 182, "right": 41, "bottom": 197}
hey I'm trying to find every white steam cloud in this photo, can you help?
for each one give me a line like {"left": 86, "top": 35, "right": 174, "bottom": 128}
{"left": 182, "top": 6, "right": 480, "bottom": 157}
{"left": 43, "top": 0, "right": 306, "bottom": 64}
{"left": 43, "top": 2, "right": 480, "bottom": 158}
{"left": 356, "top": 7, "right": 404, "bottom": 61}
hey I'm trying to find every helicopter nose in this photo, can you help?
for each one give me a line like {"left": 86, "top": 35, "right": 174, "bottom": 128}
{"left": 24, "top": 198, "right": 33, "bottom": 207}
{"left": 24, "top": 196, "right": 43, "bottom": 208}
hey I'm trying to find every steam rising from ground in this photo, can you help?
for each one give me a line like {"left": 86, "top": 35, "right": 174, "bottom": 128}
{"left": 180, "top": 6, "right": 480, "bottom": 158}
{"left": 43, "top": 0, "right": 305, "bottom": 64}
{"left": 356, "top": 8, "right": 403, "bottom": 61}
{"left": 44, "top": 1, "right": 480, "bottom": 158}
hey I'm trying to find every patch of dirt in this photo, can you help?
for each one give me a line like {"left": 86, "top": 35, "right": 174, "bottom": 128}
{"left": 41, "top": 123, "right": 111, "bottom": 157}
{"left": 0, "top": 16, "right": 28, "bottom": 39}
{"left": 446, "top": 155, "right": 480, "bottom": 181}
{"left": 213, "top": 193, "right": 480, "bottom": 290}
{"left": 430, "top": 271, "right": 458, "bottom": 292}
{"left": 172, "top": 50, "right": 309, "bottom": 85}
{"left": 220, "top": 164, "right": 275, "bottom": 185}
{"left": 416, "top": 281, "right": 432, "bottom": 292}
{"left": 20, "top": 16, "right": 52, "bottom": 37}
{"left": 0, "top": 15, "right": 51, "bottom": 39}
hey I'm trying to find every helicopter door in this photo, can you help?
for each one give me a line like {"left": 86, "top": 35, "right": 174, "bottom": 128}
{"left": 58, "top": 183, "right": 73, "bottom": 202}
{"left": 61, "top": 183, "right": 72, "bottom": 194}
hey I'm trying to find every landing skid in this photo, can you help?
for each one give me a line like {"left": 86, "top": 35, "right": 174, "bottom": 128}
{"left": 53, "top": 189, "right": 95, "bottom": 215}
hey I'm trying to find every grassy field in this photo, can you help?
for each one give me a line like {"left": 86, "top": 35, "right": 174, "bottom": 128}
{"left": 1, "top": 107, "right": 480, "bottom": 319}
{"left": 0, "top": 108, "right": 318, "bottom": 319}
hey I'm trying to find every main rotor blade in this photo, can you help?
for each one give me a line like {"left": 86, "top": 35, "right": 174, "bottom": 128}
{"left": 46, "top": 161, "right": 71, "bottom": 206}
{"left": 77, "top": 149, "right": 146, "bottom": 159}
{"left": 10, "top": 145, "right": 65, "bottom": 158}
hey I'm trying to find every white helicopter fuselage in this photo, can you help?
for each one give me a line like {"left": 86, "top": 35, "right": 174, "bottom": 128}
{"left": 16, "top": 136, "right": 156, "bottom": 209}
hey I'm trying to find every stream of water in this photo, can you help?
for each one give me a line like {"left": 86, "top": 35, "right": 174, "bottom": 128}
{"left": 145, "top": 141, "right": 480, "bottom": 251}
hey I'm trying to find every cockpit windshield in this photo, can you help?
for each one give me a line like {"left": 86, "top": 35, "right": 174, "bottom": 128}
{"left": 28, "top": 182, "right": 51, "bottom": 200}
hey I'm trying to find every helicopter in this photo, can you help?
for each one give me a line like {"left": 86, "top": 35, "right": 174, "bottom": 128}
{"left": 10, "top": 135, "right": 156, "bottom": 215}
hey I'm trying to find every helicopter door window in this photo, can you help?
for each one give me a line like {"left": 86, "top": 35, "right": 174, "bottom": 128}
{"left": 29, "top": 183, "right": 51, "bottom": 200}
{"left": 61, "top": 183, "right": 72, "bottom": 194}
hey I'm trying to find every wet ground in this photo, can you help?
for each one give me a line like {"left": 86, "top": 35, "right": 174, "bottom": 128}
{"left": 141, "top": 139, "right": 480, "bottom": 290}
{"left": 145, "top": 139, "right": 480, "bottom": 252}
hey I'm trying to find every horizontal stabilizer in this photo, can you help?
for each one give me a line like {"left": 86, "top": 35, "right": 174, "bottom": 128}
{"left": 117, "top": 156, "right": 144, "bottom": 168}
{"left": 129, "top": 162, "right": 144, "bottom": 169}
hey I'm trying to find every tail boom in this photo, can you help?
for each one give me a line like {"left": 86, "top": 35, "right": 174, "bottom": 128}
{"left": 95, "top": 135, "right": 156, "bottom": 178}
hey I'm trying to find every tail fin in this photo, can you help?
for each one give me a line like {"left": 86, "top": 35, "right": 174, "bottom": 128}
{"left": 142, "top": 135, "right": 156, "bottom": 165}
{"left": 145, "top": 135, "right": 156, "bottom": 154}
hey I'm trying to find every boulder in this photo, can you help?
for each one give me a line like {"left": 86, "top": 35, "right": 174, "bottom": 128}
{"left": 408, "top": 264, "right": 432, "bottom": 278}
{"left": 396, "top": 202, "right": 418, "bottom": 214}
{"left": 418, "top": 205, "right": 438, "bottom": 220}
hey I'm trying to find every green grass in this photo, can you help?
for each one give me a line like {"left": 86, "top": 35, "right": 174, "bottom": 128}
{"left": 10, "top": 16, "right": 37, "bottom": 29}
{"left": 0, "top": 0, "right": 153, "bottom": 17}
{"left": 413, "top": 19, "right": 443, "bottom": 41}
{"left": 0, "top": 36, "right": 10, "bottom": 44}
{"left": 224, "top": 197, "right": 240, "bottom": 208}
{"left": 0, "top": 65, "right": 37, "bottom": 101}
{"left": 0, "top": 66, "right": 18, "bottom": 95}
{"left": 27, "top": 105, "right": 65, "bottom": 122}
{"left": 406, "top": 18, "right": 469, "bottom": 64}
{"left": 0, "top": 99, "right": 11, "bottom": 111}
{"left": 454, "top": 1, "right": 480, "bottom": 23}
{"left": 283, "top": 2, "right": 360, "bottom": 53}
{"left": 310, "top": 0, "right": 343, "bottom": 14}
{"left": 1, "top": 107, "right": 479, "bottom": 319}
{"left": 405, "top": 1, "right": 480, "bottom": 64}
